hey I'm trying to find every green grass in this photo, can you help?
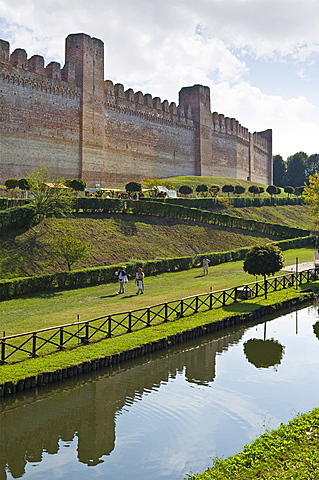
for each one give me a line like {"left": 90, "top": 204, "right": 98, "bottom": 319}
{"left": 0, "top": 212, "right": 287, "bottom": 278}
{"left": 0, "top": 247, "right": 314, "bottom": 337}
{"left": 186, "top": 408, "right": 319, "bottom": 479}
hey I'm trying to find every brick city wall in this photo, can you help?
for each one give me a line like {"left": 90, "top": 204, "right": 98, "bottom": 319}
{"left": 0, "top": 33, "right": 272, "bottom": 187}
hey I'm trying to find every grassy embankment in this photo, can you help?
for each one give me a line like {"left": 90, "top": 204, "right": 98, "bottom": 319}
{"left": 0, "top": 203, "right": 314, "bottom": 278}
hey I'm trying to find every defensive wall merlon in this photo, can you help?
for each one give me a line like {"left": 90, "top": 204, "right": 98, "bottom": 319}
{"left": 0, "top": 33, "right": 270, "bottom": 152}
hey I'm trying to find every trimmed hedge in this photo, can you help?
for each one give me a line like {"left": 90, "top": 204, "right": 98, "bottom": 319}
{"left": 0, "top": 235, "right": 313, "bottom": 301}
{"left": 141, "top": 196, "right": 305, "bottom": 208}
{"left": 73, "top": 198, "right": 310, "bottom": 239}
{"left": 0, "top": 204, "right": 37, "bottom": 234}
{"left": 0, "top": 198, "right": 28, "bottom": 211}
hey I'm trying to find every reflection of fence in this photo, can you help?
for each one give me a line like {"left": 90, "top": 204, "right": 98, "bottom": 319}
{"left": 0, "top": 269, "right": 315, "bottom": 364}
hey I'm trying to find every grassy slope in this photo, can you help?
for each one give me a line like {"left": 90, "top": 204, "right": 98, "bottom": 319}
{"left": 0, "top": 213, "right": 290, "bottom": 278}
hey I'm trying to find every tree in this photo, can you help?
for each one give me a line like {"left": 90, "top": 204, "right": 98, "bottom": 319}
{"left": 5, "top": 178, "right": 19, "bottom": 190}
{"left": 286, "top": 152, "right": 308, "bottom": 187}
{"left": 248, "top": 185, "right": 259, "bottom": 197}
{"left": 65, "top": 178, "right": 86, "bottom": 192}
{"left": 303, "top": 174, "right": 319, "bottom": 217}
{"left": 125, "top": 182, "right": 142, "bottom": 193}
{"left": 257, "top": 186, "right": 265, "bottom": 195}
{"left": 196, "top": 184, "right": 208, "bottom": 195}
{"left": 284, "top": 186, "right": 295, "bottom": 197}
{"left": 234, "top": 185, "right": 245, "bottom": 195}
{"left": 27, "top": 167, "right": 73, "bottom": 217}
{"left": 266, "top": 185, "right": 280, "bottom": 198}
{"left": 273, "top": 154, "right": 286, "bottom": 187}
{"left": 49, "top": 236, "right": 91, "bottom": 271}
{"left": 179, "top": 185, "right": 193, "bottom": 196}
{"left": 243, "top": 244, "right": 284, "bottom": 298}
{"left": 305, "top": 153, "right": 319, "bottom": 180}
{"left": 222, "top": 184, "right": 234, "bottom": 196}
{"left": 18, "top": 178, "right": 30, "bottom": 191}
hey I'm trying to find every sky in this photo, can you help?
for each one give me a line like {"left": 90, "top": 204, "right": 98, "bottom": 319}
{"left": 0, "top": 0, "right": 319, "bottom": 159}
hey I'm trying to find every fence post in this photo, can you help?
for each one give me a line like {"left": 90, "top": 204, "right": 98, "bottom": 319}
{"left": 59, "top": 327, "right": 64, "bottom": 350}
{"left": 256, "top": 281, "right": 259, "bottom": 297}
{"left": 180, "top": 299, "right": 184, "bottom": 317}
{"left": 32, "top": 333, "right": 37, "bottom": 358}
{"left": 223, "top": 290, "right": 226, "bottom": 306}
{"left": 85, "top": 322, "right": 89, "bottom": 341}
{"left": 127, "top": 312, "right": 132, "bottom": 332}
{"left": 164, "top": 303, "right": 168, "bottom": 322}
{"left": 1, "top": 339, "right": 5, "bottom": 364}
{"left": 274, "top": 277, "right": 277, "bottom": 291}
{"left": 108, "top": 315, "right": 112, "bottom": 337}
{"left": 234, "top": 287, "right": 238, "bottom": 302}
{"left": 195, "top": 296, "right": 199, "bottom": 313}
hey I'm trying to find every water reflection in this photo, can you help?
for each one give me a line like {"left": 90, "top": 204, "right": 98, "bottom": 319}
{"left": 0, "top": 329, "right": 243, "bottom": 479}
{"left": 243, "top": 338, "right": 285, "bottom": 368}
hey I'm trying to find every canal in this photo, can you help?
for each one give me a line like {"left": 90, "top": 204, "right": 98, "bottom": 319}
{"left": 1, "top": 304, "right": 319, "bottom": 480}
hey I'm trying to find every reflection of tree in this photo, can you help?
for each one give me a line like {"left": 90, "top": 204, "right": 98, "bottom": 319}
{"left": 244, "top": 338, "right": 285, "bottom": 368}
{"left": 313, "top": 322, "right": 319, "bottom": 340}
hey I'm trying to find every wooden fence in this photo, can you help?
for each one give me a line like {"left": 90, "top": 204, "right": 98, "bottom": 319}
{"left": 0, "top": 268, "right": 315, "bottom": 364}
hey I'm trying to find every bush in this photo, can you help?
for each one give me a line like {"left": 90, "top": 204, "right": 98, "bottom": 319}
{"left": 222, "top": 185, "right": 234, "bottom": 196}
{"left": 179, "top": 185, "right": 193, "bottom": 196}
{"left": 5, "top": 178, "right": 19, "bottom": 190}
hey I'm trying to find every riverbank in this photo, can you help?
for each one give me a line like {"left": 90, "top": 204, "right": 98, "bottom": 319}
{"left": 0, "top": 288, "right": 314, "bottom": 397}
{"left": 187, "top": 408, "right": 319, "bottom": 480}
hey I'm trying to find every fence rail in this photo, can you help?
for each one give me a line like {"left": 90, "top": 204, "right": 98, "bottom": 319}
{"left": 0, "top": 268, "right": 315, "bottom": 365}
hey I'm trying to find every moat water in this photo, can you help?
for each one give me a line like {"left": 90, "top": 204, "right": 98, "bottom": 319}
{"left": 1, "top": 304, "right": 319, "bottom": 480}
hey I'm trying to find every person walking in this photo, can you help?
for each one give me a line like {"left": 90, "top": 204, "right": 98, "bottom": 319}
{"left": 135, "top": 267, "right": 145, "bottom": 294}
{"left": 115, "top": 266, "right": 128, "bottom": 294}
{"left": 202, "top": 256, "right": 210, "bottom": 275}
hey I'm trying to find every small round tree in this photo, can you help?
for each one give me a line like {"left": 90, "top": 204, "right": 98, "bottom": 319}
{"left": 179, "top": 185, "right": 193, "bottom": 196}
{"left": 248, "top": 185, "right": 259, "bottom": 197}
{"left": 65, "top": 178, "right": 86, "bottom": 192}
{"left": 5, "top": 178, "right": 19, "bottom": 190}
{"left": 125, "top": 182, "right": 142, "bottom": 193}
{"left": 243, "top": 244, "right": 284, "bottom": 298}
{"left": 209, "top": 185, "right": 220, "bottom": 197}
{"left": 234, "top": 185, "right": 245, "bottom": 195}
{"left": 266, "top": 185, "right": 278, "bottom": 197}
{"left": 195, "top": 184, "right": 208, "bottom": 196}
{"left": 18, "top": 178, "right": 30, "bottom": 191}
{"left": 284, "top": 186, "right": 295, "bottom": 197}
{"left": 222, "top": 184, "right": 234, "bottom": 197}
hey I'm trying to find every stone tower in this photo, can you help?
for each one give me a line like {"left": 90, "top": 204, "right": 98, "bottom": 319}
{"left": 179, "top": 85, "right": 212, "bottom": 176}
{"left": 65, "top": 33, "right": 105, "bottom": 184}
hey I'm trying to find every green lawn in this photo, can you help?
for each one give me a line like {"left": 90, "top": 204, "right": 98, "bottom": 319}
{"left": 0, "top": 247, "right": 314, "bottom": 337}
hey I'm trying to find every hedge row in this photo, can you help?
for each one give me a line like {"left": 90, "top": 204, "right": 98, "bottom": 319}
{"left": 0, "top": 198, "right": 28, "bottom": 211}
{"left": 142, "top": 196, "right": 305, "bottom": 208}
{"left": 74, "top": 198, "right": 310, "bottom": 239}
{"left": 1, "top": 198, "right": 309, "bottom": 241}
{"left": 0, "top": 235, "right": 313, "bottom": 301}
{"left": 0, "top": 204, "right": 37, "bottom": 234}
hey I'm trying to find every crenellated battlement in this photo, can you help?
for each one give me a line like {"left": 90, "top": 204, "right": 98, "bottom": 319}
{"left": 104, "top": 80, "right": 194, "bottom": 129}
{"left": 0, "top": 32, "right": 272, "bottom": 186}
{"left": 0, "top": 38, "right": 79, "bottom": 98}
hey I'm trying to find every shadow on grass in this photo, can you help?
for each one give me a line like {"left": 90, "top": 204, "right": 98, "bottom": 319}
{"left": 100, "top": 293, "right": 119, "bottom": 299}
{"left": 221, "top": 302, "right": 263, "bottom": 314}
